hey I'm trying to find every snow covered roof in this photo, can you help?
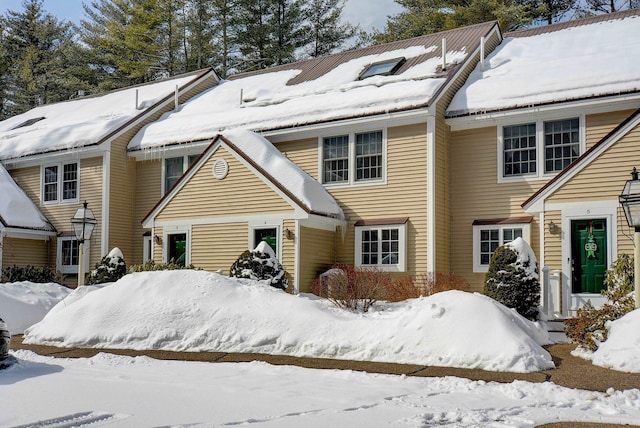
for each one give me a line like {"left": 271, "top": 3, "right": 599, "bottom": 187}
{"left": 129, "top": 22, "right": 498, "bottom": 151}
{"left": 447, "top": 10, "right": 640, "bottom": 117}
{"left": 0, "top": 69, "right": 217, "bottom": 161}
{"left": 0, "top": 162, "right": 55, "bottom": 233}
{"left": 144, "top": 130, "right": 344, "bottom": 223}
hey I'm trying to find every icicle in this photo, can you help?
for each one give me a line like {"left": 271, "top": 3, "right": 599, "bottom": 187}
{"left": 174, "top": 85, "right": 179, "bottom": 111}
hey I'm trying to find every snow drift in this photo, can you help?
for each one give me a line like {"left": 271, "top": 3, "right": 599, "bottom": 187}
{"left": 24, "top": 270, "right": 553, "bottom": 372}
{"left": 0, "top": 281, "right": 71, "bottom": 334}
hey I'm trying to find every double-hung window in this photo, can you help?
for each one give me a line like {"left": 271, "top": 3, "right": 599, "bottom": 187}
{"left": 355, "top": 219, "right": 407, "bottom": 272}
{"left": 163, "top": 154, "right": 200, "bottom": 194}
{"left": 472, "top": 220, "right": 531, "bottom": 272}
{"left": 42, "top": 162, "right": 78, "bottom": 204}
{"left": 321, "top": 130, "right": 385, "bottom": 186}
{"left": 499, "top": 117, "right": 583, "bottom": 181}
{"left": 57, "top": 236, "right": 89, "bottom": 274}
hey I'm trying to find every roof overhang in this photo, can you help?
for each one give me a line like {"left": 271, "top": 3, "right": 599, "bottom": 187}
{"left": 0, "top": 226, "right": 56, "bottom": 240}
{"left": 446, "top": 92, "right": 640, "bottom": 132}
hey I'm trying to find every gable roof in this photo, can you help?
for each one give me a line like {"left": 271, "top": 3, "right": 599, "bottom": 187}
{"left": 522, "top": 108, "right": 640, "bottom": 212}
{"left": 0, "top": 68, "right": 219, "bottom": 161}
{"left": 129, "top": 22, "right": 499, "bottom": 152}
{"left": 447, "top": 10, "right": 640, "bottom": 118}
{"left": 143, "top": 129, "right": 344, "bottom": 226}
{"left": 0, "top": 162, "right": 55, "bottom": 234}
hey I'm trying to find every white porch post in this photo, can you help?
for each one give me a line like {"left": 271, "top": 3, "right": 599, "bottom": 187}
{"left": 635, "top": 227, "right": 640, "bottom": 309}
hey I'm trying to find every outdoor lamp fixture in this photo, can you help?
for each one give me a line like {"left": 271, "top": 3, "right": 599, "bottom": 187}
{"left": 70, "top": 200, "right": 97, "bottom": 287}
{"left": 619, "top": 167, "right": 640, "bottom": 309}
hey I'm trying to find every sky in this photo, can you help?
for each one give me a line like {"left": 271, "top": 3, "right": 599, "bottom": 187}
{"left": 0, "top": 0, "right": 403, "bottom": 33}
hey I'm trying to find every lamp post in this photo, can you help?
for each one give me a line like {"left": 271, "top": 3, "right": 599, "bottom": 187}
{"left": 70, "top": 201, "right": 97, "bottom": 287}
{"left": 619, "top": 167, "right": 640, "bottom": 309}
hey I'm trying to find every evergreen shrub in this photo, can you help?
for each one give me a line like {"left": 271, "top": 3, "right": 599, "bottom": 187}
{"left": 229, "top": 242, "right": 288, "bottom": 290}
{"left": 87, "top": 248, "right": 127, "bottom": 285}
{"left": 1, "top": 265, "right": 63, "bottom": 284}
{"left": 484, "top": 237, "right": 540, "bottom": 321}
{"left": 129, "top": 259, "right": 197, "bottom": 272}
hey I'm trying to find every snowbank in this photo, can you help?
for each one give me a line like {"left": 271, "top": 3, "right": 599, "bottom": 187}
{"left": 0, "top": 282, "right": 71, "bottom": 334}
{"left": 24, "top": 270, "right": 553, "bottom": 372}
{"left": 592, "top": 309, "right": 640, "bottom": 373}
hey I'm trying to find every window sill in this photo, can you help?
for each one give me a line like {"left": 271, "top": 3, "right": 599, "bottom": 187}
{"left": 323, "top": 179, "right": 387, "bottom": 189}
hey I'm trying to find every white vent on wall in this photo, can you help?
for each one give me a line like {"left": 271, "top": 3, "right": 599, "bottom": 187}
{"left": 212, "top": 159, "right": 229, "bottom": 179}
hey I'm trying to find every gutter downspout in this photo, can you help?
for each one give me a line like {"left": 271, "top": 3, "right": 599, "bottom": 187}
{"left": 427, "top": 114, "right": 437, "bottom": 273}
{"left": 294, "top": 219, "right": 301, "bottom": 295}
{"left": 0, "top": 231, "right": 4, "bottom": 270}
{"left": 101, "top": 144, "right": 111, "bottom": 256}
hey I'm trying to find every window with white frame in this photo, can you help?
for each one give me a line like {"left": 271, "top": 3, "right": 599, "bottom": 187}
{"left": 355, "top": 220, "right": 407, "bottom": 272}
{"left": 472, "top": 221, "right": 531, "bottom": 272}
{"left": 163, "top": 154, "right": 200, "bottom": 194}
{"left": 143, "top": 234, "right": 152, "bottom": 262}
{"left": 42, "top": 162, "right": 78, "bottom": 204}
{"left": 321, "top": 130, "right": 385, "bottom": 185}
{"left": 544, "top": 118, "right": 580, "bottom": 173}
{"left": 499, "top": 117, "right": 582, "bottom": 180}
{"left": 57, "top": 236, "right": 89, "bottom": 274}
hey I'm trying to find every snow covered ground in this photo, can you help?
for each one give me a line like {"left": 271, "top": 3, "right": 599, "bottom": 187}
{"left": 2, "top": 350, "right": 640, "bottom": 427}
{"left": 3, "top": 271, "right": 640, "bottom": 427}
{"left": 22, "top": 270, "right": 553, "bottom": 372}
{"left": 0, "top": 281, "right": 70, "bottom": 334}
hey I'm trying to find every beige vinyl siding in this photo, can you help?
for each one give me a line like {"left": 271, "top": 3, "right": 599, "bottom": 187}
{"left": 543, "top": 211, "right": 562, "bottom": 271}
{"left": 449, "top": 126, "right": 544, "bottom": 292}
{"left": 190, "top": 222, "right": 246, "bottom": 272}
{"left": 133, "top": 159, "right": 162, "bottom": 264}
{"left": 585, "top": 110, "right": 636, "bottom": 149}
{"left": 153, "top": 226, "right": 163, "bottom": 263}
{"left": 1, "top": 237, "right": 49, "bottom": 270}
{"left": 9, "top": 157, "right": 104, "bottom": 268}
{"left": 545, "top": 122, "right": 640, "bottom": 259}
{"left": 108, "top": 139, "right": 136, "bottom": 263}
{"left": 156, "top": 146, "right": 293, "bottom": 221}
{"left": 547, "top": 123, "right": 640, "bottom": 204}
{"left": 331, "top": 123, "right": 428, "bottom": 276}
{"left": 298, "top": 226, "right": 335, "bottom": 292}
{"left": 281, "top": 219, "right": 296, "bottom": 292}
{"left": 276, "top": 139, "right": 318, "bottom": 179}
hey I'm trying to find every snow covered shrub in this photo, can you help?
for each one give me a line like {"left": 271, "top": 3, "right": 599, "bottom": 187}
{"left": 310, "top": 264, "right": 390, "bottom": 312}
{"left": 1, "top": 265, "right": 63, "bottom": 284}
{"left": 229, "top": 242, "right": 288, "bottom": 290}
{"left": 129, "top": 259, "right": 198, "bottom": 272}
{"left": 565, "top": 254, "right": 635, "bottom": 351}
{"left": 484, "top": 237, "right": 540, "bottom": 321}
{"left": 87, "top": 247, "right": 126, "bottom": 285}
{"left": 385, "top": 272, "right": 470, "bottom": 302}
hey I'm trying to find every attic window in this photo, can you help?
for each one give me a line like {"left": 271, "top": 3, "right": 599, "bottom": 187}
{"left": 358, "top": 57, "right": 406, "bottom": 80}
{"left": 11, "top": 117, "right": 45, "bottom": 130}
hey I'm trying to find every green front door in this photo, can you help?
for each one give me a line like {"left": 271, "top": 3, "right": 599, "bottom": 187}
{"left": 571, "top": 219, "right": 607, "bottom": 293}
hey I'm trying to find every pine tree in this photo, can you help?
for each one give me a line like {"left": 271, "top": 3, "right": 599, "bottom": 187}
{"left": 523, "top": 0, "right": 576, "bottom": 25}
{"left": 373, "top": 0, "right": 534, "bottom": 44}
{"left": 81, "top": 0, "right": 173, "bottom": 88}
{"left": 303, "top": 0, "right": 357, "bottom": 58}
{"left": 1, "top": 0, "right": 80, "bottom": 116}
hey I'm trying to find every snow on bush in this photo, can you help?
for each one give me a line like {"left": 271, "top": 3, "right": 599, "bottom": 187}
{"left": 0, "top": 281, "right": 71, "bottom": 334}
{"left": 229, "top": 241, "right": 287, "bottom": 290}
{"left": 23, "top": 270, "right": 553, "bottom": 372}
{"left": 87, "top": 247, "right": 126, "bottom": 285}
{"left": 484, "top": 237, "right": 540, "bottom": 321}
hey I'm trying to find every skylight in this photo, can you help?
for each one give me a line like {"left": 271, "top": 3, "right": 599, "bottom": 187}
{"left": 11, "top": 117, "right": 45, "bottom": 130}
{"left": 358, "top": 57, "right": 406, "bottom": 80}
